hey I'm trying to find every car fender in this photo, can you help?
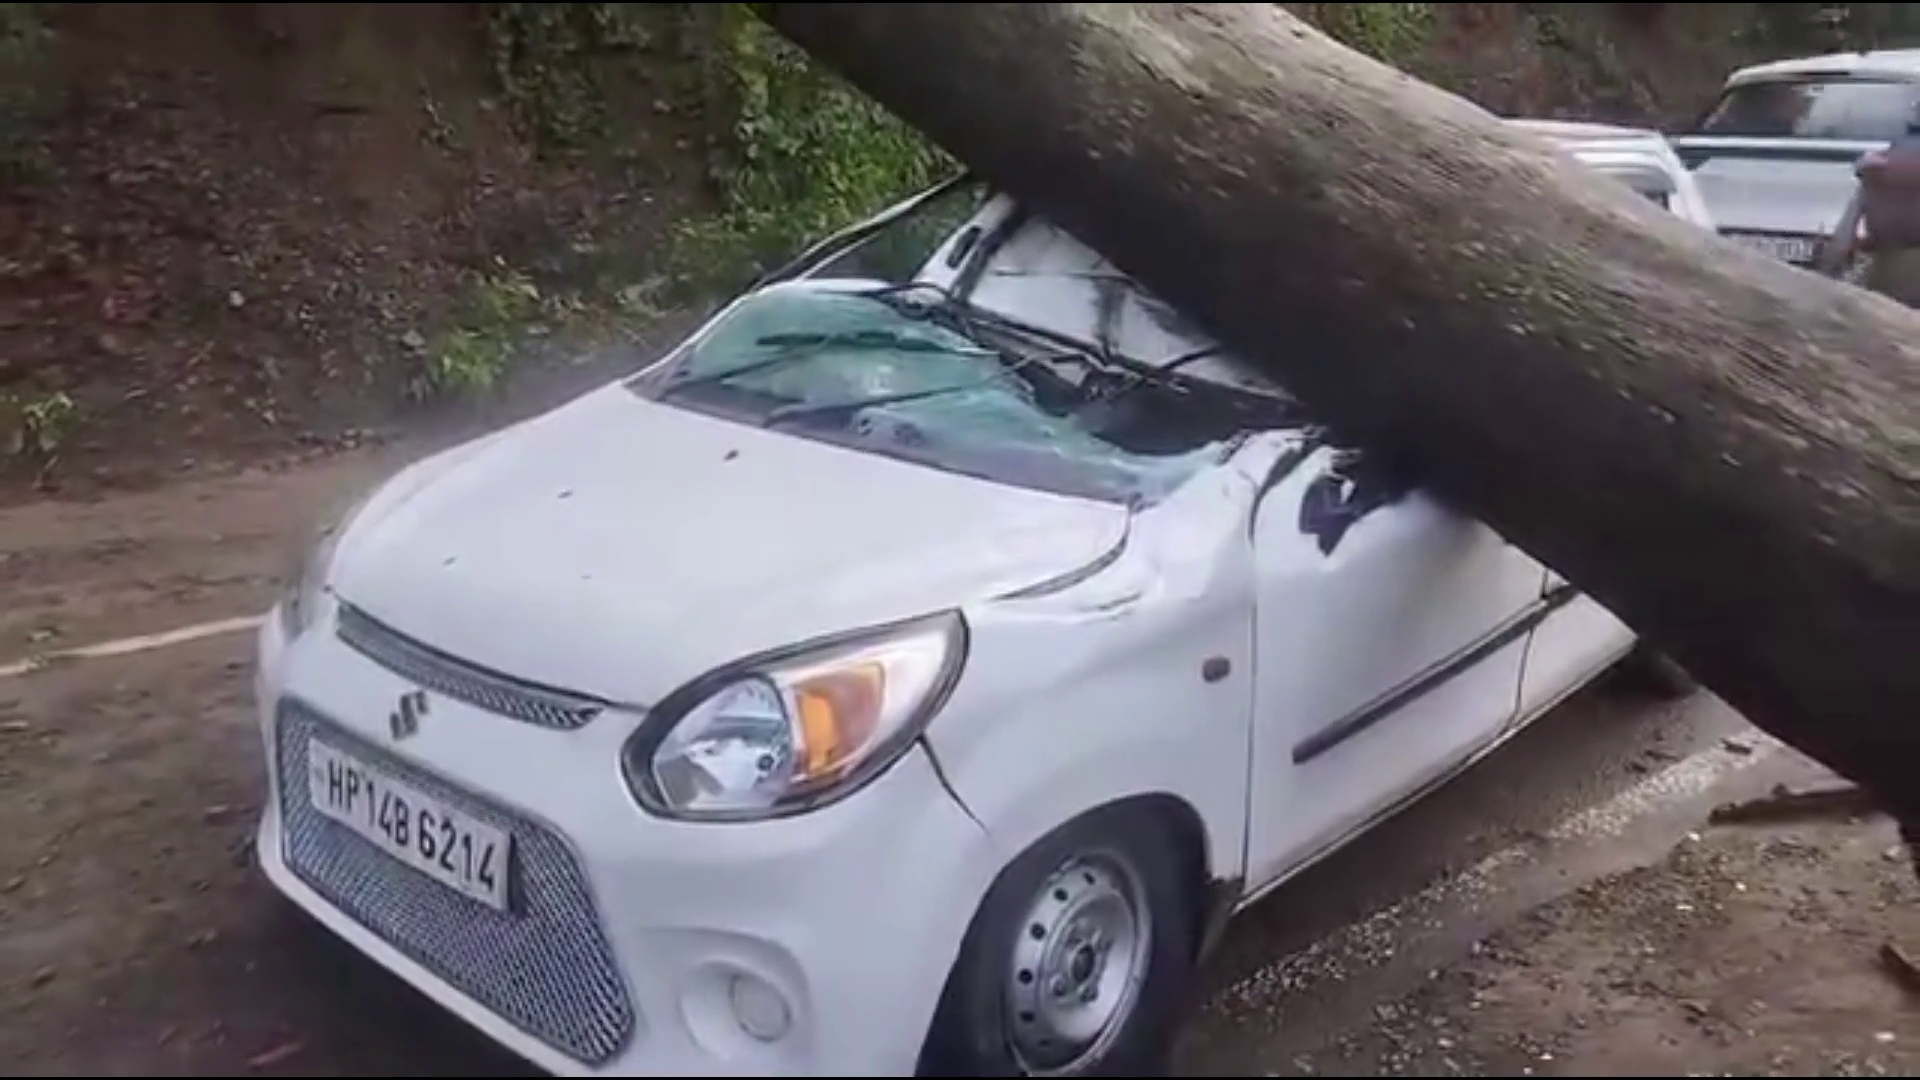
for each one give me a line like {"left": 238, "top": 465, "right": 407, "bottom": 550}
{"left": 922, "top": 466, "right": 1260, "bottom": 890}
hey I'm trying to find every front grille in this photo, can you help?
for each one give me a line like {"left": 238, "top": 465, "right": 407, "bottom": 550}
{"left": 275, "top": 700, "right": 635, "bottom": 1064}
{"left": 335, "top": 604, "right": 605, "bottom": 731}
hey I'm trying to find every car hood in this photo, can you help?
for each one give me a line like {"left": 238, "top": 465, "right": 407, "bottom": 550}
{"left": 330, "top": 384, "right": 1129, "bottom": 704}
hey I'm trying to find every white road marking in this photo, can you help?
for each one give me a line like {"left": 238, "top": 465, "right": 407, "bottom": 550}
{"left": 1216, "top": 728, "right": 1784, "bottom": 1006}
{"left": 0, "top": 615, "right": 264, "bottom": 679}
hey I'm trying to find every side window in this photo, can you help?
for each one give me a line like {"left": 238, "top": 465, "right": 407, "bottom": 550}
{"left": 1693, "top": 77, "right": 1920, "bottom": 141}
{"left": 807, "top": 180, "right": 992, "bottom": 284}
{"left": 1628, "top": 181, "right": 1674, "bottom": 212}
{"left": 1595, "top": 165, "right": 1676, "bottom": 213}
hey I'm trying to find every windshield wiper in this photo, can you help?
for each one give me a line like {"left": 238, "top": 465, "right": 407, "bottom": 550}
{"left": 658, "top": 328, "right": 991, "bottom": 401}
{"left": 759, "top": 340, "right": 1054, "bottom": 429}
{"left": 756, "top": 328, "right": 992, "bottom": 356}
{"left": 760, "top": 330, "right": 1058, "bottom": 429}
{"left": 762, "top": 381, "right": 992, "bottom": 429}
{"left": 861, "top": 282, "right": 1191, "bottom": 397}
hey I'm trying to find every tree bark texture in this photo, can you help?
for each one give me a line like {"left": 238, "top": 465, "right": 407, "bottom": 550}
{"left": 754, "top": 4, "right": 1920, "bottom": 818}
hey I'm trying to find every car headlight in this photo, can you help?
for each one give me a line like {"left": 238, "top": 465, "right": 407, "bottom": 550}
{"left": 622, "top": 611, "right": 968, "bottom": 821}
{"left": 279, "top": 487, "right": 375, "bottom": 639}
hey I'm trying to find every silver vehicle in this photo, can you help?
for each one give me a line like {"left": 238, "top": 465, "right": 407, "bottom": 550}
{"left": 1670, "top": 48, "right": 1920, "bottom": 265}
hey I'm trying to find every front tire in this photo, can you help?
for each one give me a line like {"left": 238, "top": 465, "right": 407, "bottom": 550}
{"left": 918, "top": 803, "right": 1198, "bottom": 1077}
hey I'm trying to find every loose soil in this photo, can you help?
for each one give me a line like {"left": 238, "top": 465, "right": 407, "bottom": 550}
{"left": 0, "top": 451, "right": 528, "bottom": 1076}
{"left": 0, "top": 4, "right": 709, "bottom": 507}
{"left": 1294, "top": 806, "right": 1920, "bottom": 1077}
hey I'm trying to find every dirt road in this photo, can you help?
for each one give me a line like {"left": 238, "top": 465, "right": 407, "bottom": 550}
{"left": 1, "top": 445, "right": 1913, "bottom": 1076}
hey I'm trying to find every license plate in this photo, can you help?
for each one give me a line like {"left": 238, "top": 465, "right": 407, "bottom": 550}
{"left": 307, "top": 740, "right": 513, "bottom": 911}
{"left": 1725, "top": 231, "right": 1818, "bottom": 264}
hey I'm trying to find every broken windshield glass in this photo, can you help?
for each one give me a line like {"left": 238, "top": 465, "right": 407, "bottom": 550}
{"left": 656, "top": 324, "right": 997, "bottom": 402}
{"left": 634, "top": 283, "right": 1272, "bottom": 505}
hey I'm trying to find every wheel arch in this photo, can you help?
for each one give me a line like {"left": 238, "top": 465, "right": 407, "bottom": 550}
{"left": 914, "top": 790, "right": 1218, "bottom": 1076}
{"left": 944, "top": 789, "right": 1223, "bottom": 974}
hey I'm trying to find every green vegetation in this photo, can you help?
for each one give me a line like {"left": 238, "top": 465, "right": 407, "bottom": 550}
{"left": 1300, "top": 3, "right": 1437, "bottom": 66}
{"left": 669, "top": 7, "right": 949, "bottom": 290}
{"left": 1740, "top": 3, "right": 1920, "bottom": 49}
{"left": 433, "top": 3, "right": 947, "bottom": 399}
{"left": 480, "top": 2, "right": 947, "bottom": 297}
{"left": 418, "top": 267, "right": 550, "bottom": 399}
{"left": 1, "top": 389, "right": 75, "bottom": 463}
{"left": 483, "top": 3, "right": 663, "bottom": 151}
{"left": 0, "top": 7, "right": 60, "bottom": 453}
{"left": 0, "top": 2, "right": 48, "bottom": 180}
{"left": 0, "top": 2, "right": 42, "bottom": 91}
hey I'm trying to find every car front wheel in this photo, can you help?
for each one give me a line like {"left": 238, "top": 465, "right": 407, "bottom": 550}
{"left": 918, "top": 803, "right": 1197, "bottom": 1077}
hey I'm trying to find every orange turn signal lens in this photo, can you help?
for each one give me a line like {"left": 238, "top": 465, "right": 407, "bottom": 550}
{"left": 792, "top": 661, "right": 887, "bottom": 776}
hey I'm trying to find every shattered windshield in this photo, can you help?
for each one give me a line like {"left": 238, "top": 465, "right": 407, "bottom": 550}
{"left": 635, "top": 283, "right": 1248, "bottom": 504}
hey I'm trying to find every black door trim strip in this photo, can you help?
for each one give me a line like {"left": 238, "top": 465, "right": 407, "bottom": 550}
{"left": 1290, "top": 583, "right": 1580, "bottom": 766}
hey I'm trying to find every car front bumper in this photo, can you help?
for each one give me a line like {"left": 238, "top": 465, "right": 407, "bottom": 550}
{"left": 253, "top": 606, "right": 996, "bottom": 1077}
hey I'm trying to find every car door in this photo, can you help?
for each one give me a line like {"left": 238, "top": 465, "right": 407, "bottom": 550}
{"left": 1242, "top": 440, "right": 1550, "bottom": 888}
{"left": 1514, "top": 567, "right": 1636, "bottom": 724}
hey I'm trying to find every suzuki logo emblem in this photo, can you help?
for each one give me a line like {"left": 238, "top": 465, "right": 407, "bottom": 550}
{"left": 388, "top": 689, "right": 429, "bottom": 741}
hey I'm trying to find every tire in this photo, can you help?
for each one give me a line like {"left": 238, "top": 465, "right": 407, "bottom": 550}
{"left": 917, "top": 803, "right": 1198, "bottom": 1077}
{"left": 1616, "top": 643, "right": 1698, "bottom": 700}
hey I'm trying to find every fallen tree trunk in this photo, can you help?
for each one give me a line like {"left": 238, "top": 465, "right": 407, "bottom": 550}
{"left": 754, "top": 4, "right": 1920, "bottom": 820}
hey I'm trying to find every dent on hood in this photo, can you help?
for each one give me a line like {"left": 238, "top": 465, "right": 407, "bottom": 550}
{"left": 989, "top": 458, "right": 1263, "bottom": 616}
{"left": 996, "top": 516, "right": 1135, "bottom": 606}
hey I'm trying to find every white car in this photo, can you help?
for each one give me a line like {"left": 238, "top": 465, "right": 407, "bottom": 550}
{"left": 1509, "top": 118, "right": 1716, "bottom": 224}
{"left": 1669, "top": 48, "right": 1920, "bottom": 264}
{"left": 255, "top": 122, "right": 1704, "bottom": 1077}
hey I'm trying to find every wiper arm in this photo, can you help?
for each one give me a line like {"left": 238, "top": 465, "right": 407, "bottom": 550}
{"left": 657, "top": 328, "right": 989, "bottom": 401}
{"left": 1160, "top": 344, "right": 1223, "bottom": 373}
{"left": 862, "top": 282, "right": 1189, "bottom": 395}
{"left": 762, "top": 382, "right": 987, "bottom": 429}
{"left": 762, "top": 341, "right": 1050, "bottom": 429}
{"left": 656, "top": 342, "right": 822, "bottom": 401}
{"left": 756, "top": 329, "right": 992, "bottom": 356}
